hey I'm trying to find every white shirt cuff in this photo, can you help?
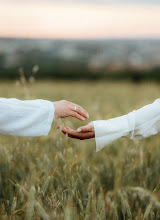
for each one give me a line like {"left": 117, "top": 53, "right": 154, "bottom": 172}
{"left": 93, "top": 111, "right": 135, "bottom": 152}
{"left": 42, "top": 100, "right": 55, "bottom": 136}
{"left": 93, "top": 99, "right": 160, "bottom": 152}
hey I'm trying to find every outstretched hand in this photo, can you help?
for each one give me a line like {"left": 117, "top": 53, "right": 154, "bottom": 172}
{"left": 53, "top": 100, "right": 89, "bottom": 121}
{"left": 57, "top": 122, "right": 95, "bottom": 140}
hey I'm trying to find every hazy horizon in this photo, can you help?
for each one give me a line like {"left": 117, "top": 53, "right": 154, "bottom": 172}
{"left": 1, "top": 36, "right": 160, "bottom": 40}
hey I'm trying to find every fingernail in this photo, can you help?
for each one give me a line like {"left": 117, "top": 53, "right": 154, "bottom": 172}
{"left": 77, "top": 129, "right": 81, "bottom": 132}
{"left": 82, "top": 117, "right": 85, "bottom": 121}
{"left": 57, "top": 126, "right": 62, "bottom": 131}
{"left": 87, "top": 114, "right": 89, "bottom": 118}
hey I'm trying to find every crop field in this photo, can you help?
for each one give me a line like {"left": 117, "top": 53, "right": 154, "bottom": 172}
{"left": 0, "top": 79, "right": 160, "bottom": 220}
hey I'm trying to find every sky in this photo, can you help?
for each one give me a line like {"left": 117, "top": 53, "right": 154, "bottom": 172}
{"left": 2, "top": 0, "right": 160, "bottom": 4}
{"left": 0, "top": 0, "right": 160, "bottom": 39}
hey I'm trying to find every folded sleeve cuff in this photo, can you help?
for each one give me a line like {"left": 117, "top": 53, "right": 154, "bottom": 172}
{"left": 42, "top": 100, "right": 55, "bottom": 136}
{"left": 93, "top": 111, "right": 135, "bottom": 152}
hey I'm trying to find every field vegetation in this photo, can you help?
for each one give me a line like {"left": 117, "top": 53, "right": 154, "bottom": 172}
{"left": 0, "top": 79, "right": 160, "bottom": 219}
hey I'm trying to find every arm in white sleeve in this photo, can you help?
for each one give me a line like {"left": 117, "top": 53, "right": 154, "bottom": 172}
{"left": 93, "top": 99, "right": 160, "bottom": 152}
{"left": 0, "top": 98, "right": 55, "bottom": 137}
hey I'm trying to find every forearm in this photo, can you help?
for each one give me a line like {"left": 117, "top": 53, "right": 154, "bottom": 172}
{"left": 0, "top": 98, "right": 55, "bottom": 137}
{"left": 93, "top": 99, "right": 160, "bottom": 152}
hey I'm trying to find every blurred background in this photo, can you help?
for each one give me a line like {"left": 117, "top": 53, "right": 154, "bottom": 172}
{"left": 0, "top": 0, "right": 160, "bottom": 82}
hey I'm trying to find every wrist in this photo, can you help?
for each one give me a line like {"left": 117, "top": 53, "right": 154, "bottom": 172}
{"left": 53, "top": 102, "right": 58, "bottom": 118}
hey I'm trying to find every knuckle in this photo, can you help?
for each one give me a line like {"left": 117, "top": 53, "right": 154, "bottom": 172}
{"left": 71, "top": 112, "right": 76, "bottom": 117}
{"left": 69, "top": 112, "right": 73, "bottom": 117}
{"left": 78, "top": 109, "right": 83, "bottom": 114}
{"left": 78, "top": 106, "right": 82, "bottom": 111}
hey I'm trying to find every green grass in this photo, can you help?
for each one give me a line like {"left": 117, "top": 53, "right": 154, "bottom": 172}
{"left": 0, "top": 80, "right": 160, "bottom": 219}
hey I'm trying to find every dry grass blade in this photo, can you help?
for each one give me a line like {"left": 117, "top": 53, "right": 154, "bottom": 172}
{"left": 9, "top": 179, "right": 29, "bottom": 197}
{"left": 35, "top": 202, "right": 50, "bottom": 220}
{"left": 25, "top": 186, "right": 36, "bottom": 220}
{"left": 42, "top": 176, "right": 50, "bottom": 196}
{"left": 144, "top": 204, "right": 153, "bottom": 219}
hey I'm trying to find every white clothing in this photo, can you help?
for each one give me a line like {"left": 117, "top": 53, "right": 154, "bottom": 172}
{"left": 0, "top": 98, "right": 54, "bottom": 137}
{"left": 93, "top": 99, "right": 160, "bottom": 152}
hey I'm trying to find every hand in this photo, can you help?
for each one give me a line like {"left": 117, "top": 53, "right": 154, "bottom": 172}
{"left": 57, "top": 122, "right": 95, "bottom": 140}
{"left": 53, "top": 100, "right": 89, "bottom": 121}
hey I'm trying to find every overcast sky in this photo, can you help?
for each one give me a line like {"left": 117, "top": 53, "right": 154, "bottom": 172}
{"left": 1, "top": 0, "right": 160, "bottom": 4}
{"left": 0, "top": 0, "right": 160, "bottom": 39}
{"left": 52, "top": 0, "right": 159, "bottom": 4}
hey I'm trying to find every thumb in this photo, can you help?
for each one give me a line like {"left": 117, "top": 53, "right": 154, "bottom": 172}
{"left": 77, "top": 122, "right": 93, "bottom": 133}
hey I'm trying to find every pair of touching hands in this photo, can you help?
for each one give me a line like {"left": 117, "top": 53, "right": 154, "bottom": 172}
{"left": 53, "top": 100, "right": 95, "bottom": 139}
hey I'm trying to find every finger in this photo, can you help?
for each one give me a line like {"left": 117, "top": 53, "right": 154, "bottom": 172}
{"left": 57, "top": 125, "right": 65, "bottom": 133}
{"left": 75, "top": 105, "right": 89, "bottom": 119}
{"left": 63, "top": 127, "right": 95, "bottom": 140}
{"left": 57, "top": 126, "right": 69, "bottom": 135}
{"left": 61, "top": 127, "right": 69, "bottom": 135}
{"left": 77, "top": 125, "right": 91, "bottom": 133}
{"left": 57, "top": 125, "right": 62, "bottom": 130}
{"left": 77, "top": 122, "right": 94, "bottom": 133}
{"left": 61, "top": 127, "right": 74, "bottom": 136}
{"left": 71, "top": 104, "right": 89, "bottom": 119}
{"left": 57, "top": 126, "right": 95, "bottom": 139}
{"left": 69, "top": 131, "right": 95, "bottom": 140}
{"left": 70, "top": 111, "right": 86, "bottom": 121}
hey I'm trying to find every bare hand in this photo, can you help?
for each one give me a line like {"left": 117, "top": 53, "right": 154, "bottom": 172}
{"left": 53, "top": 100, "right": 89, "bottom": 121}
{"left": 57, "top": 122, "right": 95, "bottom": 140}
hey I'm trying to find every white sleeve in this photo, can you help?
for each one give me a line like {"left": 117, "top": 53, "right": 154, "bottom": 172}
{"left": 0, "top": 98, "right": 55, "bottom": 137}
{"left": 93, "top": 99, "right": 160, "bottom": 152}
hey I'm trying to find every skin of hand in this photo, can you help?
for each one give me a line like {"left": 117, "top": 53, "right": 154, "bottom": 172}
{"left": 53, "top": 100, "right": 89, "bottom": 121}
{"left": 57, "top": 122, "right": 95, "bottom": 140}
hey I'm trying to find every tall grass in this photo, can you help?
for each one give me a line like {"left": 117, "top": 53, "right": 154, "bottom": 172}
{"left": 0, "top": 79, "right": 160, "bottom": 219}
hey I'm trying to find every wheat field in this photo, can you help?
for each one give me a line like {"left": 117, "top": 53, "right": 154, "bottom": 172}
{"left": 0, "top": 79, "right": 160, "bottom": 220}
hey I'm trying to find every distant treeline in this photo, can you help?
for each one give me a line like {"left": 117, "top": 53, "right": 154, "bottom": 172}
{"left": 0, "top": 53, "right": 160, "bottom": 82}
{"left": 0, "top": 38, "right": 160, "bottom": 82}
{"left": 1, "top": 65, "right": 160, "bottom": 82}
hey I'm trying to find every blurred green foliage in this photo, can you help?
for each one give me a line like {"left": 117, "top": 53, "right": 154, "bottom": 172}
{"left": 0, "top": 38, "right": 160, "bottom": 82}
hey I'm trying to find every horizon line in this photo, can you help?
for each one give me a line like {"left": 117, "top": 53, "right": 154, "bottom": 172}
{"left": 1, "top": 36, "right": 160, "bottom": 41}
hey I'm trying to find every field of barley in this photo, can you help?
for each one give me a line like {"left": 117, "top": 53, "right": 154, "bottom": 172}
{"left": 0, "top": 79, "right": 160, "bottom": 220}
